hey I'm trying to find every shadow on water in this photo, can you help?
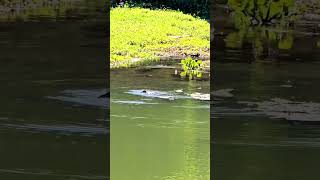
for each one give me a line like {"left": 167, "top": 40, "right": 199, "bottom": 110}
{"left": 212, "top": 2, "right": 320, "bottom": 180}
{"left": 0, "top": 0, "right": 108, "bottom": 179}
{"left": 111, "top": 65, "right": 209, "bottom": 180}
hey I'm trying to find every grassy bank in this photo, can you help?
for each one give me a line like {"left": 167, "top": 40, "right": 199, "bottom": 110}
{"left": 115, "top": 0, "right": 209, "bottom": 19}
{"left": 0, "top": 0, "right": 84, "bottom": 21}
{"left": 110, "top": 7, "right": 210, "bottom": 68}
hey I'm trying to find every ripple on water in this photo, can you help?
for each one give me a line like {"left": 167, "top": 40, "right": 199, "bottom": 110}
{"left": 239, "top": 98, "right": 320, "bottom": 122}
{"left": 112, "top": 100, "right": 159, "bottom": 105}
{"left": 47, "top": 89, "right": 108, "bottom": 109}
{"left": 212, "top": 88, "right": 234, "bottom": 98}
{"left": 212, "top": 87, "right": 320, "bottom": 122}
{"left": 126, "top": 89, "right": 185, "bottom": 100}
{"left": 172, "top": 105, "right": 210, "bottom": 109}
{"left": 0, "top": 123, "right": 108, "bottom": 136}
{"left": 0, "top": 168, "right": 107, "bottom": 179}
{"left": 127, "top": 89, "right": 210, "bottom": 101}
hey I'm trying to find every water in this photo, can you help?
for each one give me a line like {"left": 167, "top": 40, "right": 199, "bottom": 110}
{"left": 111, "top": 66, "right": 210, "bottom": 180}
{"left": 212, "top": 3, "right": 320, "bottom": 180}
{"left": 0, "top": 0, "right": 108, "bottom": 179}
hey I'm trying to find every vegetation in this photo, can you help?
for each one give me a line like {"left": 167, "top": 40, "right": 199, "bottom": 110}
{"left": 112, "top": 0, "right": 209, "bottom": 19}
{"left": 222, "top": 0, "right": 320, "bottom": 62}
{"left": 227, "top": 0, "right": 320, "bottom": 27}
{"left": 228, "top": 0, "right": 295, "bottom": 26}
{"left": 0, "top": 0, "right": 82, "bottom": 21}
{"left": 180, "top": 57, "right": 203, "bottom": 80}
{"left": 223, "top": 0, "right": 310, "bottom": 61}
{"left": 110, "top": 7, "right": 210, "bottom": 68}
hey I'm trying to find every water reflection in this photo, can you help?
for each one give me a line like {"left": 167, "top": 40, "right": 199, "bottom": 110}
{"left": 0, "top": 0, "right": 108, "bottom": 179}
{"left": 212, "top": 1, "right": 320, "bottom": 180}
{"left": 0, "top": 0, "right": 106, "bottom": 22}
{"left": 214, "top": 1, "right": 320, "bottom": 63}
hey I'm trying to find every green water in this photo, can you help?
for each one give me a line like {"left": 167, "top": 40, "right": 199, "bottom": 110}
{"left": 212, "top": 2, "right": 320, "bottom": 180}
{"left": 0, "top": 0, "right": 108, "bottom": 179}
{"left": 111, "top": 67, "right": 210, "bottom": 180}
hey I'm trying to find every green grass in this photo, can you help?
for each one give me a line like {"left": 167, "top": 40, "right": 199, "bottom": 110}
{"left": 0, "top": 0, "right": 79, "bottom": 21}
{"left": 110, "top": 7, "right": 210, "bottom": 68}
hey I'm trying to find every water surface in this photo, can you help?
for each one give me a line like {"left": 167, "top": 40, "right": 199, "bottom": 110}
{"left": 212, "top": 3, "right": 320, "bottom": 180}
{"left": 111, "top": 66, "right": 210, "bottom": 180}
{"left": 0, "top": 0, "right": 108, "bottom": 179}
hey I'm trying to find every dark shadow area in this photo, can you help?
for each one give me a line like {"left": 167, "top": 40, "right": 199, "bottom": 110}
{"left": 113, "top": 0, "right": 209, "bottom": 19}
{"left": 212, "top": 0, "right": 320, "bottom": 180}
{"left": 0, "top": 0, "right": 109, "bottom": 179}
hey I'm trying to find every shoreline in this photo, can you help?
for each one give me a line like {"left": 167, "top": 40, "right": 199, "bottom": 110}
{"left": 110, "top": 53, "right": 210, "bottom": 69}
{"left": 110, "top": 7, "right": 210, "bottom": 69}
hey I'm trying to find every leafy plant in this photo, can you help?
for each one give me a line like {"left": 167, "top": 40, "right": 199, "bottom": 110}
{"left": 180, "top": 57, "right": 203, "bottom": 80}
{"left": 228, "top": 0, "right": 295, "bottom": 26}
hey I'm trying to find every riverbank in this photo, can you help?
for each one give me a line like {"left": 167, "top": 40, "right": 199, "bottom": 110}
{"left": 295, "top": 0, "right": 320, "bottom": 21}
{"left": 0, "top": 0, "right": 86, "bottom": 21}
{"left": 116, "top": 0, "right": 209, "bottom": 19}
{"left": 110, "top": 7, "right": 210, "bottom": 68}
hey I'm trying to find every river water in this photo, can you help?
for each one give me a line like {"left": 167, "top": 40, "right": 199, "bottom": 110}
{"left": 212, "top": 3, "right": 320, "bottom": 180}
{"left": 111, "top": 66, "right": 210, "bottom": 180}
{"left": 0, "top": 0, "right": 108, "bottom": 179}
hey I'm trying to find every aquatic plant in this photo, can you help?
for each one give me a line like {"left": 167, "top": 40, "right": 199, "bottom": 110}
{"left": 180, "top": 57, "right": 203, "bottom": 80}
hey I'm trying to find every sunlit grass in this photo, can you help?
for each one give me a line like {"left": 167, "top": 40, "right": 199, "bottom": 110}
{"left": 110, "top": 7, "right": 210, "bottom": 68}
